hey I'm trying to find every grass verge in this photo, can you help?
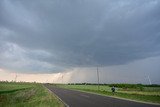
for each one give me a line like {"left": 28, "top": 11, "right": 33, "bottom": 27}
{"left": 0, "top": 82, "right": 64, "bottom": 107}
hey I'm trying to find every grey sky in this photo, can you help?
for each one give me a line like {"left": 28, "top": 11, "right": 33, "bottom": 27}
{"left": 0, "top": 0, "right": 160, "bottom": 83}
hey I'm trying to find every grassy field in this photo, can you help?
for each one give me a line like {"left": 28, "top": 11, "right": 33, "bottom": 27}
{"left": 56, "top": 84, "right": 160, "bottom": 104}
{"left": 0, "top": 82, "right": 64, "bottom": 107}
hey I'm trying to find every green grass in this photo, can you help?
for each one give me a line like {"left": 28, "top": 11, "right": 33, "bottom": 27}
{"left": 56, "top": 84, "right": 160, "bottom": 104}
{"left": 0, "top": 82, "right": 64, "bottom": 107}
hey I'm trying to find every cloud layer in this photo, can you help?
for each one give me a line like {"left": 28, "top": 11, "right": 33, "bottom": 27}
{"left": 0, "top": 0, "right": 160, "bottom": 74}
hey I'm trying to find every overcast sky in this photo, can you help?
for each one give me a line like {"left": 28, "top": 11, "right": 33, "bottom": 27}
{"left": 0, "top": 0, "right": 160, "bottom": 84}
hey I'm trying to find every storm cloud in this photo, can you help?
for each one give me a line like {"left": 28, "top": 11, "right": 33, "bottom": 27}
{"left": 0, "top": 0, "right": 160, "bottom": 75}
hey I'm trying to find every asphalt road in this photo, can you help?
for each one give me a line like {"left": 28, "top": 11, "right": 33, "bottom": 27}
{"left": 45, "top": 84, "right": 160, "bottom": 107}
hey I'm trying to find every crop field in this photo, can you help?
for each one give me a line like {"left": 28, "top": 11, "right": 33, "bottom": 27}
{"left": 0, "top": 82, "right": 64, "bottom": 107}
{"left": 56, "top": 84, "right": 160, "bottom": 104}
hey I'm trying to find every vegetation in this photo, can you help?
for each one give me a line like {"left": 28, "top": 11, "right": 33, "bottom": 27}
{"left": 56, "top": 83, "right": 160, "bottom": 104}
{"left": 0, "top": 82, "right": 64, "bottom": 107}
{"left": 108, "top": 83, "right": 144, "bottom": 91}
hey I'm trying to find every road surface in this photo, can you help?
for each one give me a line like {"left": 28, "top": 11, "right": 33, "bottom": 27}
{"left": 45, "top": 84, "right": 160, "bottom": 107}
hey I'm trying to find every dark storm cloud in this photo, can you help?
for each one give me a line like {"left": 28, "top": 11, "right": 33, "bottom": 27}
{"left": 0, "top": 0, "right": 160, "bottom": 72}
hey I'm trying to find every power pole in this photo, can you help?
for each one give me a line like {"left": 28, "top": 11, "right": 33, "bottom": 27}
{"left": 15, "top": 74, "right": 17, "bottom": 82}
{"left": 62, "top": 75, "right": 63, "bottom": 84}
{"left": 97, "top": 66, "right": 100, "bottom": 90}
{"left": 46, "top": 80, "right": 48, "bottom": 83}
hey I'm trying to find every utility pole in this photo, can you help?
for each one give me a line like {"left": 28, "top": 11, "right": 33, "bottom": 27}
{"left": 46, "top": 80, "right": 48, "bottom": 83}
{"left": 97, "top": 66, "right": 100, "bottom": 90}
{"left": 62, "top": 75, "right": 63, "bottom": 84}
{"left": 15, "top": 74, "right": 17, "bottom": 82}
